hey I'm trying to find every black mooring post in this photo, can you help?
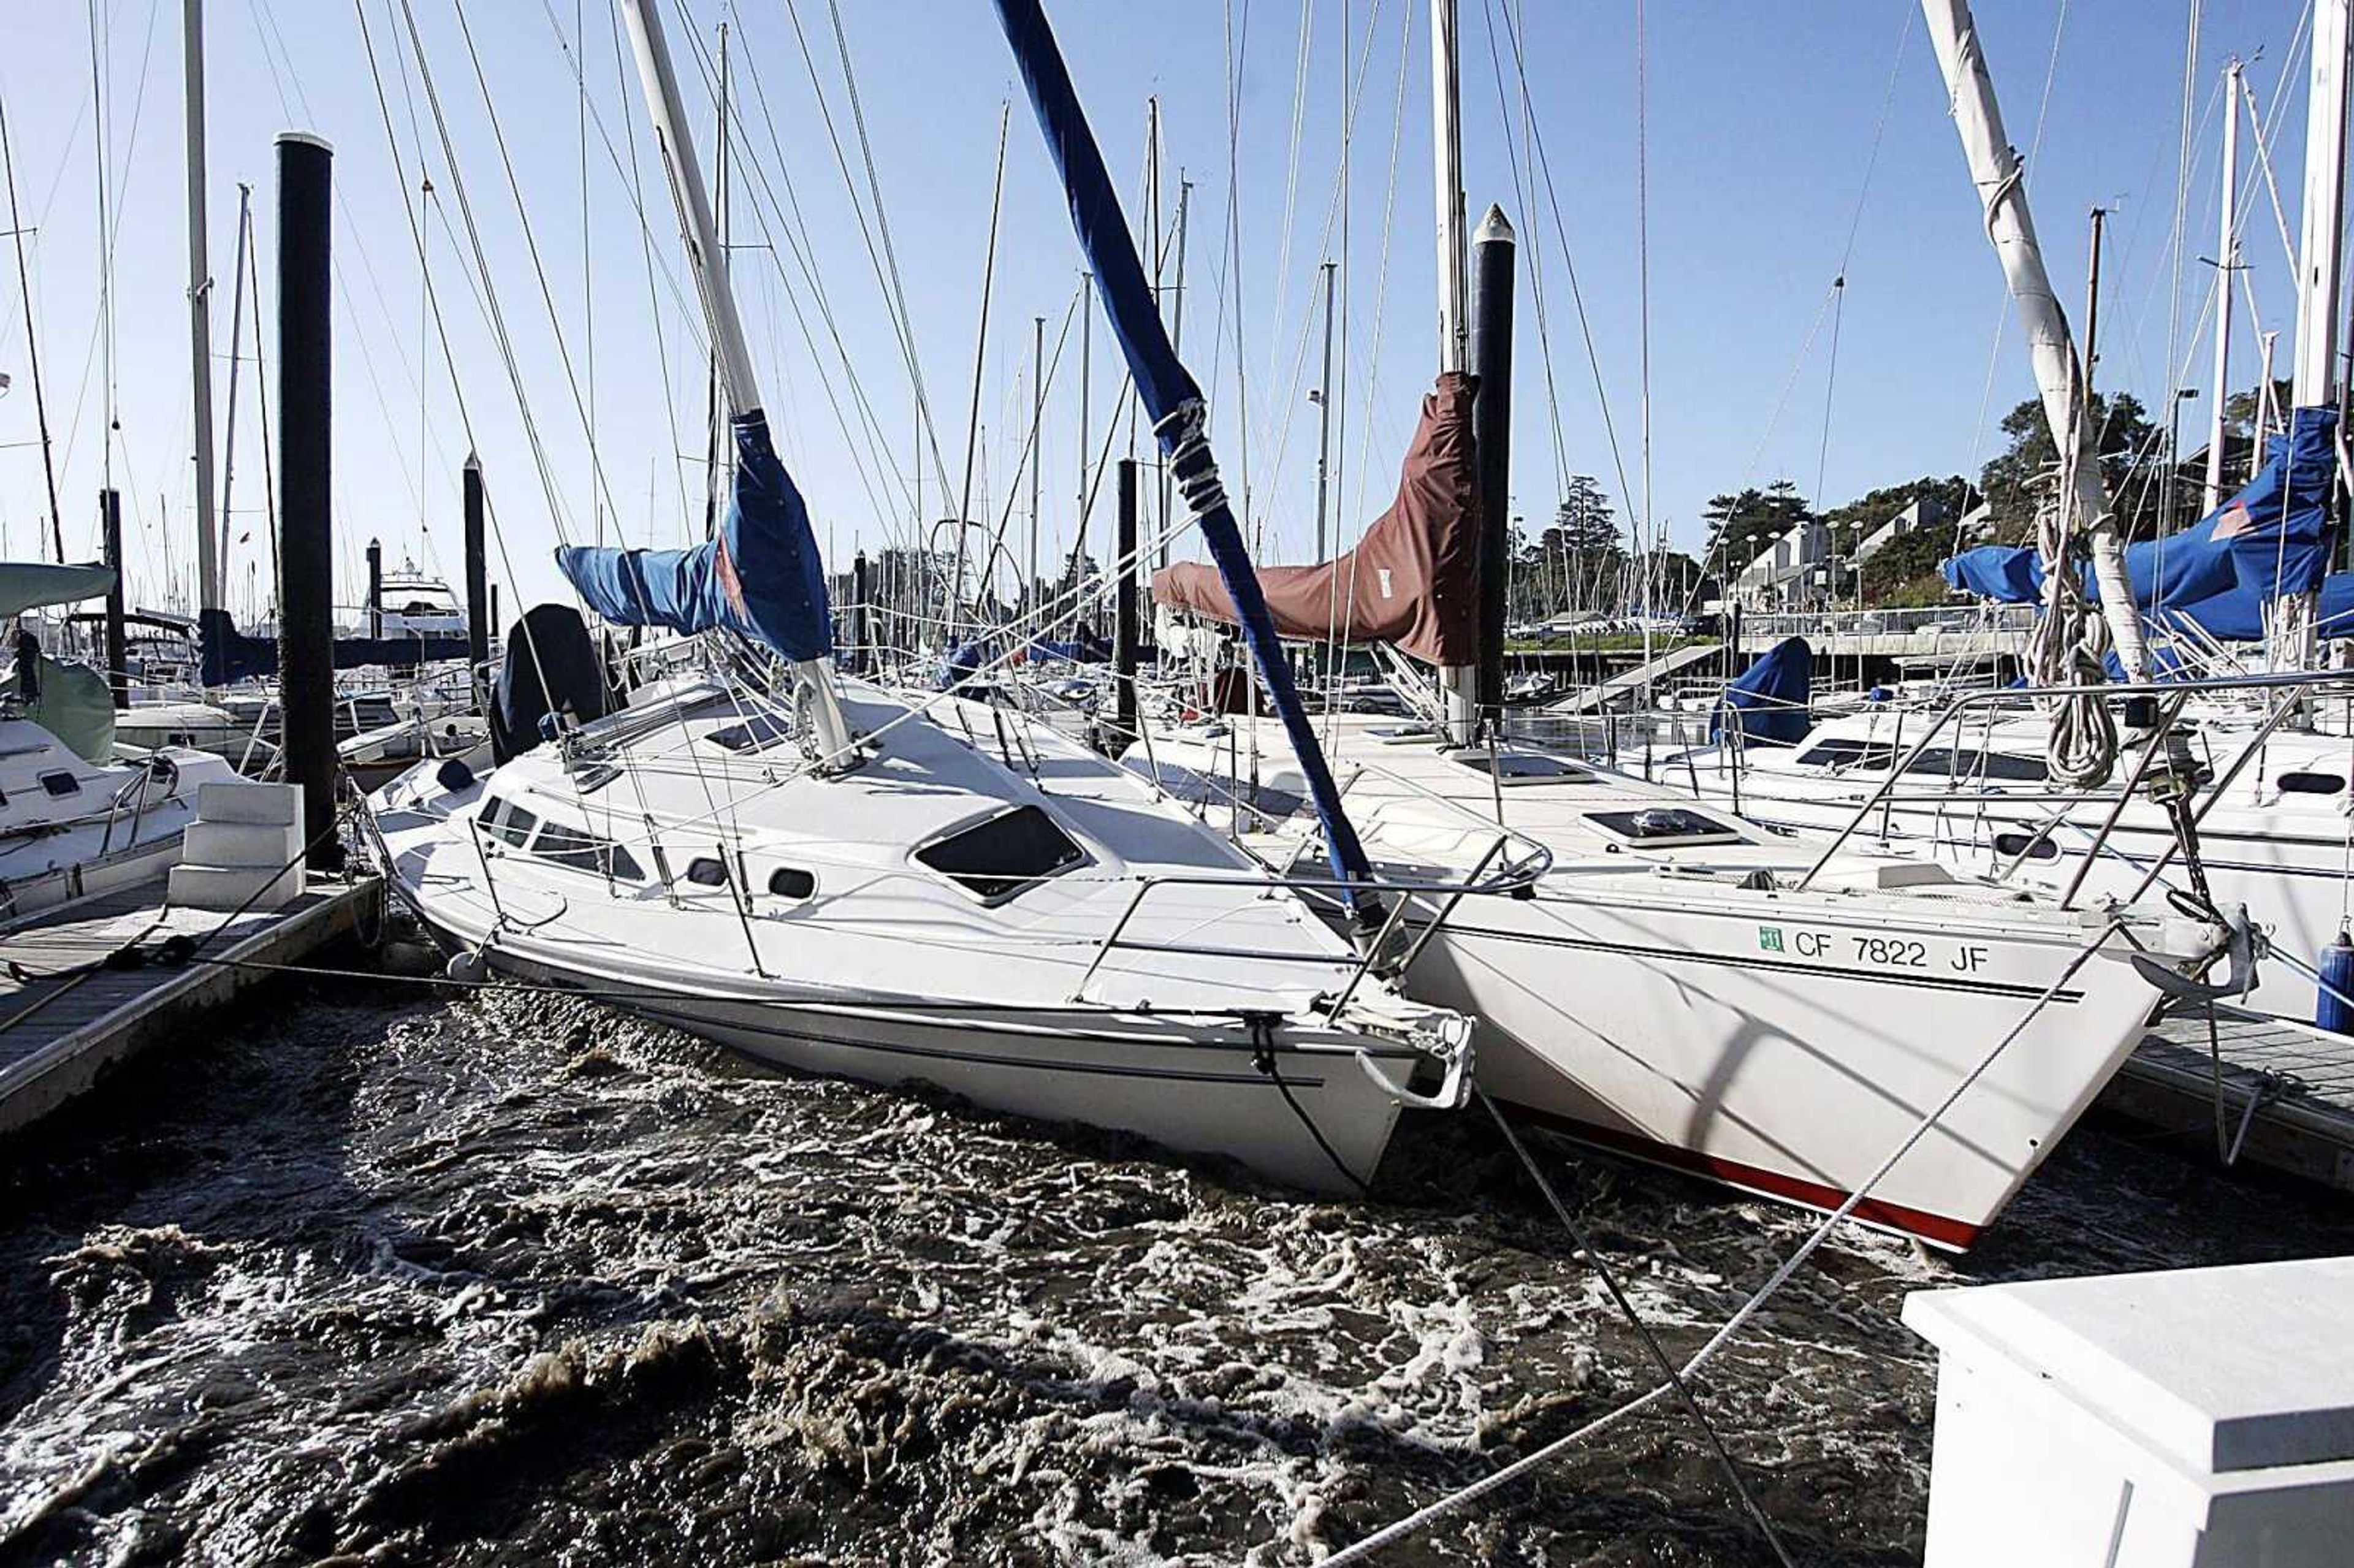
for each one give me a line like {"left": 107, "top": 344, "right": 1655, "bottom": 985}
{"left": 365, "top": 537, "right": 383, "bottom": 639}
{"left": 100, "top": 489, "right": 127, "bottom": 709}
{"left": 276, "top": 131, "right": 338, "bottom": 870}
{"left": 463, "top": 452, "right": 489, "bottom": 695}
{"left": 1469, "top": 205, "right": 1516, "bottom": 740}
{"left": 1114, "top": 458, "right": 1140, "bottom": 750}
{"left": 851, "top": 550, "right": 870, "bottom": 675}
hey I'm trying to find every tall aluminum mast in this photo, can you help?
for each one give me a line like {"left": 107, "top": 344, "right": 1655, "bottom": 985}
{"left": 1430, "top": 0, "right": 1477, "bottom": 740}
{"left": 184, "top": 0, "right": 219, "bottom": 621}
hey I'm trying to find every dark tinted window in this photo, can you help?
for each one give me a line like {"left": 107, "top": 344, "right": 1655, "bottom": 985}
{"left": 1903, "top": 747, "right": 2046, "bottom": 783}
{"left": 915, "top": 805, "right": 1087, "bottom": 902}
{"left": 1453, "top": 751, "right": 1590, "bottom": 781}
{"left": 768, "top": 867, "right": 816, "bottom": 899}
{"left": 485, "top": 801, "right": 536, "bottom": 847}
{"left": 39, "top": 772, "right": 78, "bottom": 797}
{"left": 1797, "top": 739, "right": 1895, "bottom": 771}
{"left": 2280, "top": 771, "right": 2345, "bottom": 795}
{"left": 529, "top": 820, "right": 646, "bottom": 882}
{"left": 1585, "top": 807, "right": 1743, "bottom": 843}
{"left": 685, "top": 856, "right": 729, "bottom": 887}
{"left": 1992, "top": 831, "right": 2060, "bottom": 861}
{"left": 707, "top": 712, "right": 792, "bottom": 753}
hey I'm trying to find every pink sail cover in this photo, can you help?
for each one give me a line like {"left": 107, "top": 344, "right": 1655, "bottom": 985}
{"left": 1150, "top": 371, "right": 1480, "bottom": 665}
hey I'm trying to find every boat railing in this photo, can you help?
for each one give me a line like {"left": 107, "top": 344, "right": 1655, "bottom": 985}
{"left": 1788, "top": 668, "right": 2354, "bottom": 902}
{"left": 1067, "top": 837, "right": 1555, "bottom": 1011}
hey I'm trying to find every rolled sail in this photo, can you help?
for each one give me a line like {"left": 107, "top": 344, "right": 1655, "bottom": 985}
{"left": 1942, "top": 405, "right": 2339, "bottom": 615}
{"left": 1151, "top": 373, "right": 1481, "bottom": 665}
{"left": 557, "top": 410, "right": 832, "bottom": 663}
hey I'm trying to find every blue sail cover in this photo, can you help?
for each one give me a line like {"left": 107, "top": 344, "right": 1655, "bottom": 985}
{"left": 198, "top": 607, "right": 471, "bottom": 687}
{"left": 1941, "top": 406, "right": 2339, "bottom": 614}
{"left": 1711, "top": 636, "right": 1813, "bottom": 746}
{"left": 557, "top": 411, "right": 831, "bottom": 663}
{"left": 992, "top": 0, "right": 1376, "bottom": 905}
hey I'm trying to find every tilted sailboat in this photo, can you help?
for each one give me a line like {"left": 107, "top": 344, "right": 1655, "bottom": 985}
{"left": 367, "top": 0, "right": 1472, "bottom": 1195}
{"left": 1125, "top": 0, "right": 2223, "bottom": 1247}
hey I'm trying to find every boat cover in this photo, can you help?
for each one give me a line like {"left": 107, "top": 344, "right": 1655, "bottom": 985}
{"left": 199, "top": 608, "right": 471, "bottom": 687}
{"left": 1150, "top": 373, "right": 1480, "bottom": 665}
{"left": 4, "top": 649, "right": 115, "bottom": 764}
{"left": 1943, "top": 405, "right": 2338, "bottom": 612}
{"left": 490, "top": 603, "right": 612, "bottom": 764}
{"left": 556, "top": 411, "right": 832, "bottom": 664}
{"left": 1711, "top": 636, "right": 1813, "bottom": 747}
{"left": 0, "top": 561, "right": 115, "bottom": 619}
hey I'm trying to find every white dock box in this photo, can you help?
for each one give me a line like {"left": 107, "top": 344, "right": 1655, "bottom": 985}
{"left": 1903, "top": 1257, "right": 2354, "bottom": 1566}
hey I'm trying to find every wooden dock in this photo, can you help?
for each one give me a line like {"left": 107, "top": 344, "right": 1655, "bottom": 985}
{"left": 0, "top": 875, "right": 381, "bottom": 1138}
{"left": 2100, "top": 1002, "right": 2354, "bottom": 1194}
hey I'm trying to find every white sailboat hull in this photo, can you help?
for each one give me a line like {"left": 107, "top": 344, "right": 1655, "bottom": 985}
{"left": 406, "top": 906, "right": 1410, "bottom": 1195}
{"left": 1393, "top": 883, "right": 2163, "bottom": 1249}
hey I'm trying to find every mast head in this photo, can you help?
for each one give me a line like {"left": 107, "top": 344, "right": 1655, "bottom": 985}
{"left": 1475, "top": 205, "right": 1515, "bottom": 246}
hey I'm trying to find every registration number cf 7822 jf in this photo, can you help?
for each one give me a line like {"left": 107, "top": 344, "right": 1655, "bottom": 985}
{"left": 1758, "top": 925, "right": 1990, "bottom": 974}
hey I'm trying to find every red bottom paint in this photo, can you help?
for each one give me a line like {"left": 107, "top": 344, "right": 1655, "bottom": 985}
{"left": 1492, "top": 1098, "right": 1986, "bottom": 1252}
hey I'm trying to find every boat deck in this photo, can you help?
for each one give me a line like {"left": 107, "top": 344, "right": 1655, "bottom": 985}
{"left": 0, "top": 875, "right": 381, "bottom": 1138}
{"left": 2101, "top": 1002, "right": 2354, "bottom": 1194}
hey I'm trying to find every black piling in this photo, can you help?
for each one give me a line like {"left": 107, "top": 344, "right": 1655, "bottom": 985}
{"left": 463, "top": 453, "right": 489, "bottom": 696}
{"left": 851, "top": 550, "right": 870, "bottom": 675}
{"left": 276, "top": 131, "right": 337, "bottom": 870}
{"left": 1113, "top": 458, "right": 1139, "bottom": 749}
{"left": 99, "top": 490, "right": 127, "bottom": 709}
{"left": 1469, "top": 205, "right": 1515, "bottom": 738}
{"left": 365, "top": 537, "right": 383, "bottom": 639}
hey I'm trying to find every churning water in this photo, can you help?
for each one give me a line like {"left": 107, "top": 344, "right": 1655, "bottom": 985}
{"left": 4, "top": 972, "right": 2350, "bottom": 1566}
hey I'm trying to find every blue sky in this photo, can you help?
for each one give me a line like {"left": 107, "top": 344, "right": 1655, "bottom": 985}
{"left": 0, "top": 0, "right": 2325, "bottom": 620}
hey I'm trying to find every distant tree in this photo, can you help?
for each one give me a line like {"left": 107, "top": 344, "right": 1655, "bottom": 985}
{"left": 1976, "top": 391, "right": 2192, "bottom": 543}
{"left": 1820, "top": 474, "right": 1974, "bottom": 557}
{"left": 1700, "top": 479, "right": 1815, "bottom": 574}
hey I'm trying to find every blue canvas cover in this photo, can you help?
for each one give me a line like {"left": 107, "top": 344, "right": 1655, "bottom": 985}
{"left": 2157, "top": 571, "right": 2354, "bottom": 644}
{"left": 1941, "top": 406, "right": 2339, "bottom": 612}
{"left": 1712, "top": 636, "right": 1813, "bottom": 747}
{"left": 198, "top": 607, "right": 471, "bottom": 687}
{"left": 556, "top": 411, "right": 832, "bottom": 663}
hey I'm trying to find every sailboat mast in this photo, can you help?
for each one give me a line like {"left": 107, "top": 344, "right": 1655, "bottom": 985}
{"left": 701, "top": 20, "right": 729, "bottom": 544}
{"left": 218, "top": 183, "right": 251, "bottom": 603}
{"left": 183, "top": 0, "right": 219, "bottom": 620}
{"left": 0, "top": 96, "right": 64, "bottom": 564}
{"left": 1920, "top": 0, "right": 2152, "bottom": 684}
{"left": 2282, "top": 0, "right": 2351, "bottom": 674}
{"left": 1314, "top": 259, "right": 1335, "bottom": 561}
{"left": 2205, "top": 57, "right": 2243, "bottom": 514}
{"left": 1430, "top": 0, "right": 1476, "bottom": 739}
{"left": 615, "top": 0, "right": 851, "bottom": 761}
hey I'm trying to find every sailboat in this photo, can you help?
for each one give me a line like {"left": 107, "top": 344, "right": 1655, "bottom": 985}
{"left": 1123, "top": 0, "right": 2227, "bottom": 1248}
{"left": 1673, "top": 0, "right": 2354, "bottom": 1025}
{"left": 367, "top": 0, "right": 1472, "bottom": 1195}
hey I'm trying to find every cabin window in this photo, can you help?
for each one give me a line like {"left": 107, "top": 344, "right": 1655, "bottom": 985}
{"left": 707, "top": 712, "right": 793, "bottom": 754}
{"left": 1584, "top": 807, "right": 1745, "bottom": 847}
{"left": 1796, "top": 739, "right": 1895, "bottom": 771}
{"left": 915, "top": 804, "right": 1087, "bottom": 903}
{"left": 768, "top": 867, "right": 817, "bottom": 900}
{"left": 1902, "top": 747, "right": 2046, "bottom": 783}
{"left": 527, "top": 820, "right": 645, "bottom": 881}
{"left": 684, "top": 856, "right": 729, "bottom": 888}
{"left": 2279, "top": 771, "right": 2346, "bottom": 796}
{"left": 38, "top": 771, "right": 78, "bottom": 798}
{"left": 482, "top": 798, "right": 537, "bottom": 848}
{"left": 1992, "top": 831, "right": 2060, "bottom": 861}
{"left": 1450, "top": 750, "right": 1592, "bottom": 784}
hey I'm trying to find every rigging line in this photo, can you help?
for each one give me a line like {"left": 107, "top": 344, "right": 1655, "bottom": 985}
{"left": 1226, "top": 0, "right": 1255, "bottom": 541}
{"left": 1635, "top": 0, "right": 1653, "bottom": 588}
{"left": 0, "top": 91, "right": 65, "bottom": 563}
{"left": 672, "top": 12, "right": 916, "bottom": 535}
{"left": 949, "top": 101, "right": 1012, "bottom": 628}
{"left": 1479, "top": 0, "right": 1564, "bottom": 499}
{"left": 1260, "top": 0, "right": 1316, "bottom": 456}
{"left": 579, "top": 0, "right": 597, "bottom": 547}
{"left": 1492, "top": 3, "right": 1638, "bottom": 557}
{"left": 449, "top": 0, "right": 633, "bottom": 555}
{"left": 820, "top": 0, "right": 957, "bottom": 507}
{"left": 88, "top": 0, "right": 112, "bottom": 498}
{"left": 366, "top": 0, "right": 566, "bottom": 713}
{"left": 772, "top": 0, "right": 952, "bottom": 507}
